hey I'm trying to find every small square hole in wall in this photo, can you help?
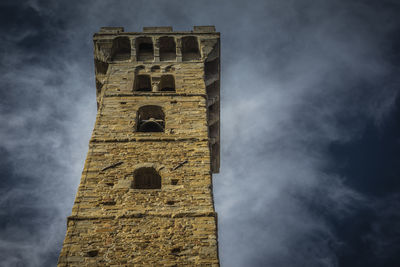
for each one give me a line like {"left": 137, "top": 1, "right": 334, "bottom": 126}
{"left": 171, "top": 179, "right": 178, "bottom": 185}
{"left": 170, "top": 247, "right": 181, "bottom": 255}
{"left": 101, "top": 199, "right": 116, "bottom": 205}
{"left": 86, "top": 250, "right": 99, "bottom": 257}
{"left": 166, "top": 200, "right": 175, "bottom": 205}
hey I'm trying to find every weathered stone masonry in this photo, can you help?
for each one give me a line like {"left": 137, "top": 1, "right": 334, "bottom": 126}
{"left": 58, "top": 26, "right": 220, "bottom": 266}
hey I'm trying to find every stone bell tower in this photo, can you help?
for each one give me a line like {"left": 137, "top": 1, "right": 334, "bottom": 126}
{"left": 58, "top": 26, "right": 220, "bottom": 266}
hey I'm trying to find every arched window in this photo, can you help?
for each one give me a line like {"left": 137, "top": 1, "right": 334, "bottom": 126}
{"left": 136, "top": 37, "right": 154, "bottom": 61}
{"left": 164, "top": 65, "right": 174, "bottom": 72}
{"left": 134, "top": 75, "right": 151, "bottom": 91}
{"left": 132, "top": 167, "right": 161, "bottom": 189}
{"left": 159, "top": 37, "right": 176, "bottom": 61}
{"left": 181, "top": 36, "right": 200, "bottom": 61}
{"left": 159, "top": 75, "right": 175, "bottom": 92}
{"left": 137, "top": 105, "right": 165, "bottom": 132}
{"left": 111, "top": 37, "right": 131, "bottom": 61}
{"left": 135, "top": 65, "right": 145, "bottom": 72}
{"left": 151, "top": 65, "right": 161, "bottom": 73}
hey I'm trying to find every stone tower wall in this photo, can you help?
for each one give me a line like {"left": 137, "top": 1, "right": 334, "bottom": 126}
{"left": 58, "top": 26, "right": 220, "bottom": 266}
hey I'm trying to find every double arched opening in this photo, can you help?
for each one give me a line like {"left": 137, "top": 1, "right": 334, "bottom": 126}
{"left": 134, "top": 74, "right": 175, "bottom": 92}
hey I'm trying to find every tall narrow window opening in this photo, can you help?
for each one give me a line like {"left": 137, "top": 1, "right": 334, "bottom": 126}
{"left": 136, "top": 37, "right": 154, "bottom": 61}
{"left": 159, "top": 75, "right": 175, "bottom": 92}
{"left": 211, "top": 143, "right": 220, "bottom": 173}
{"left": 111, "top": 37, "right": 131, "bottom": 61}
{"left": 134, "top": 75, "right": 151, "bottom": 92}
{"left": 205, "top": 58, "right": 218, "bottom": 76}
{"left": 159, "top": 37, "right": 176, "bottom": 61}
{"left": 182, "top": 36, "right": 200, "bottom": 61}
{"left": 95, "top": 59, "right": 109, "bottom": 75}
{"left": 137, "top": 105, "right": 165, "bottom": 132}
{"left": 132, "top": 167, "right": 161, "bottom": 189}
{"left": 206, "top": 81, "right": 219, "bottom": 99}
{"left": 209, "top": 121, "right": 219, "bottom": 141}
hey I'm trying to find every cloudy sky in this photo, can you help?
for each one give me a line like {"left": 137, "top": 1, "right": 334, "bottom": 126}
{"left": 1, "top": 0, "right": 400, "bottom": 266}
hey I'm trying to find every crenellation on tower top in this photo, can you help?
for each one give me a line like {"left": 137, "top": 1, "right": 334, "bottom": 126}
{"left": 99, "top": 26, "right": 124, "bottom": 33}
{"left": 143, "top": 26, "right": 173, "bottom": 32}
{"left": 193, "top": 25, "right": 216, "bottom": 32}
{"left": 94, "top": 26, "right": 219, "bottom": 35}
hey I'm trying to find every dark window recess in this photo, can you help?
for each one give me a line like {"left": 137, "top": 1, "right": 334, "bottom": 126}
{"left": 132, "top": 167, "right": 161, "bottom": 189}
{"left": 137, "top": 105, "right": 165, "bottom": 132}
{"left": 206, "top": 80, "right": 219, "bottom": 99}
{"left": 135, "top": 65, "right": 145, "bottom": 72}
{"left": 159, "top": 37, "right": 176, "bottom": 61}
{"left": 171, "top": 179, "right": 178, "bottom": 185}
{"left": 211, "top": 142, "right": 220, "bottom": 172}
{"left": 170, "top": 247, "right": 181, "bottom": 255}
{"left": 164, "top": 65, "right": 174, "bottom": 72}
{"left": 209, "top": 102, "right": 217, "bottom": 114}
{"left": 140, "top": 43, "right": 153, "bottom": 51}
{"left": 208, "top": 102, "right": 219, "bottom": 125}
{"left": 111, "top": 37, "right": 131, "bottom": 61}
{"left": 159, "top": 75, "right": 175, "bottom": 91}
{"left": 95, "top": 59, "right": 109, "bottom": 75}
{"left": 101, "top": 199, "right": 116, "bottom": 205}
{"left": 136, "top": 37, "right": 154, "bottom": 61}
{"left": 205, "top": 58, "right": 218, "bottom": 76}
{"left": 209, "top": 121, "right": 219, "bottom": 138}
{"left": 134, "top": 75, "right": 151, "bottom": 91}
{"left": 96, "top": 79, "right": 103, "bottom": 95}
{"left": 182, "top": 36, "right": 200, "bottom": 61}
{"left": 151, "top": 65, "right": 161, "bottom": 72}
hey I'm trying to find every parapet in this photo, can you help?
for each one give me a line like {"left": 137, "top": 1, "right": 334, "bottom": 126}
{"left": 99, "top": 27, "right": 124, "bottom": 33}
{"left": 143, "top": 26, "right": 173, "bottom": 32}
{"left": 193, "top": 26, "right": 216, "bottom": 32}
{"left": 94, "top": 25, "right": 219, "bottom": 36}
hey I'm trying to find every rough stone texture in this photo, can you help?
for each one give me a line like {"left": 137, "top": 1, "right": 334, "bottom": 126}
{"left": 58, "top": 26, "right": 220, "bottom": 266}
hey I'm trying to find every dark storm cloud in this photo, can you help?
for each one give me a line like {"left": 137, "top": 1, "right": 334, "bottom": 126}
{"left": 0, "top": 2, "right": 96, "bottom": 266}
{"left": 0, "top": 0, "right": 399, "bottom": 266}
